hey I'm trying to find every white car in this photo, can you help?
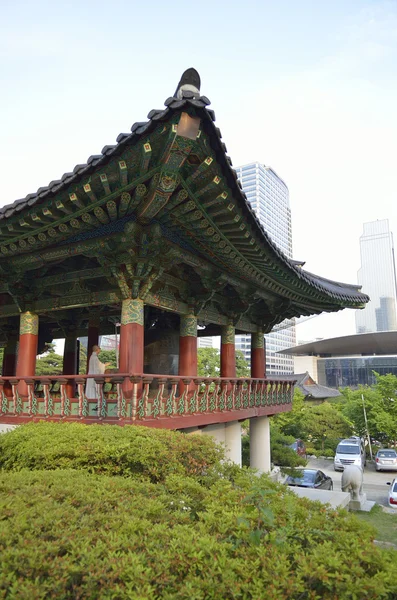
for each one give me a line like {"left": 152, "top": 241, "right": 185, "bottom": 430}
{"left": 334, "top": 438, "right": 366, "bottom": 471}
{"left": 387, "top": 478, "right": 397, "bottom": 508}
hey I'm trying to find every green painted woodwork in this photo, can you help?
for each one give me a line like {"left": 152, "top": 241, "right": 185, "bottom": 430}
{"left": 0, "top": 104, "right": 366, "bottom": 344}
{"left": 121, "top": 298, "right": 144, "bottom": 326}
{"left": 221, "top": 324, "right": 235, "bottom": 345}
{"left": 180, "top": 314, "right": 197, "bottom": 337}
{"left": 20, "top": 312, "right": 39, "bottom": 336}
{"left": 251, "top": 331, "right": 265, "bottom": 349}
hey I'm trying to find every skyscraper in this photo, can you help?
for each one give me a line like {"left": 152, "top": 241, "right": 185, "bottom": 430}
{"left": 356, "top": 220, "right": 397, "bottom": 333}
{"left": 234, "top": 162, "right": 296, "bottom": 374}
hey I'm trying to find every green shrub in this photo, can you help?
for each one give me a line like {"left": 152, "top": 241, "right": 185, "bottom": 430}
{"left": 305, "top": 446, "right": 317, "bottom": 456}
{"left": 1, "top": 468, "right": 396, "bottom": 599}
{"left": 0, "top": 422, "right": 223, "bottom": 482}
{"left": 271, "top": 444, "right": 307, "bottom": 467}
{"left": 320, "top": 448, "right": 335, "bottom": 458}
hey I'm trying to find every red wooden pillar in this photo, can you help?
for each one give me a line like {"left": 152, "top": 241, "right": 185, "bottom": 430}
{"left": 16, "top": 311, "right": 39, "bottom": 396}
{"left": 251, "top": 331, "right": 266, "bottom": 378}
{"left": 63, "top": 334, "right": 78, "bottom": 398}
{"left": 179, "top": 314, "right": 197, "bottom": 393}
{"left": 2, "top": 335, "right": 18, "bottom": 376}
{"left": 221, "top": 323, "right": 236, "bottom": 378}
{"left": 86, "top": 314, "right": 100, "bottom": 372}
{"left": 179, "top": 314, "right": 197, "bottom": 376}
{"left": 119, "top": 299, "right": 144, "bottom": 398}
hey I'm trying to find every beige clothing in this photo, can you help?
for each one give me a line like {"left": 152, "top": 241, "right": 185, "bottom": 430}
{"left": 85, "top": 352, "right": 106, "bottom": 399}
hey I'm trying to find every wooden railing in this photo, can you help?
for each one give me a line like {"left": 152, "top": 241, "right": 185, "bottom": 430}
{"left": 0, "top": 374, "right": 294, "bottom": 426}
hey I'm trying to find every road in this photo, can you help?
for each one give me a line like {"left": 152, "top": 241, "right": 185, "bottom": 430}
{"left": 307, "top": 457, "right": 395, "bottom": 507}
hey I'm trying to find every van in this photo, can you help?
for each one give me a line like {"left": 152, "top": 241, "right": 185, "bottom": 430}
{"left": 334, "top": 437, "right": 366, "bottom": 471}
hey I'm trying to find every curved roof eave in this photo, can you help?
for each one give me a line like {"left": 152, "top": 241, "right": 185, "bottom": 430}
{"left": 0, "top": 69, "right": 369, "bottom": 308}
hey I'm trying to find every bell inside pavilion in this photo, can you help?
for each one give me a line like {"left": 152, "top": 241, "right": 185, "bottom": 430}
{"left": 0, "top": 68, "right": 368, "bottom": 468}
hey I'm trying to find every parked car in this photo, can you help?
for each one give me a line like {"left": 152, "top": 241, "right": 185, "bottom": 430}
{"left": 334, "top": 438, "right": 366, "bottom": 471}
{"left": 386, "top": 478, "right": 397, "bottom": 508}
{"left": 289, "top": 439, "right": 306, "bottom": 457}
{"left": 285, "top": 469, "right": 333, "bottom": 490}
{"left": 375, "top": 449, "right": 397, "bottom": 472}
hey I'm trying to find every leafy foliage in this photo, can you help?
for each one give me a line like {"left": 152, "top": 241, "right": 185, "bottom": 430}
{"left": 0, "top": 422, "right": 223, "bottom": 482}
{"left": 98, "top": 349, "right": 118, "bottom": 370}
{"left": 303, "top": 402, "right": 352, "bottom": 451}
{"left": 1, "top": 451, "right": 397, "bottom": 598}
{"left": 197, "top": 347, "right": 250, "bottom": 378}
{"left": 35, "top": 348, "right": 63, "bottom": 375}
{"left": 242, "top": 427, "right": 307, "bottom": 468}
{"left": 340, "top": 373, "right": 397, "bottom": 446}
{"left": 274, "top": 388, "right": 307, "bottom": 438}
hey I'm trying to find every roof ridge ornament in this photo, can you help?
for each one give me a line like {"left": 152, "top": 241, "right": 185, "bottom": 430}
{"left": 174, "top": 68, "right": 201, "bottom": 100}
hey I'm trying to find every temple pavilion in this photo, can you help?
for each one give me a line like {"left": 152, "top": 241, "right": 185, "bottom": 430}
{"left": 0, "top": 68, "right": 368, "bottom": 469}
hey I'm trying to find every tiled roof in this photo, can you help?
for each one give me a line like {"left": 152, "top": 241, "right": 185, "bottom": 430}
{"left": 272, "top": 372, "right": 341, "bottom": 399}
{"left": 0, "top": 68, "right": 369, "bottom": 306}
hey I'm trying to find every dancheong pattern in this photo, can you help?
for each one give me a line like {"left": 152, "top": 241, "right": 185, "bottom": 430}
{"left": 121, "top": 299, "right": 144, "bottom": 326}
{"left": 20, "top": 312, "right": 39, "bottom": 336}
{"left": 251, "top": 332, "right": 265, "bottom": 349}
{"left": 180, "top": 314, "right": 197, "bottom": 337}
{"left": 221, "top": 324, "right": 235, "bottom": 345}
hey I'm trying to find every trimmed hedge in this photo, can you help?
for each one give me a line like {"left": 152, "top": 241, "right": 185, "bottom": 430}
{"left": 0, "top": 422, "right": 222, "bottom": 482}
{"left": 1, "top": 468, "right": 397, "bottom": 599}
{"left": 1, "top": 423, "right": 397, "bottom": 599}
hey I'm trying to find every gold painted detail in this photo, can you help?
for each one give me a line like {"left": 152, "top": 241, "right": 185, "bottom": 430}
{"left": 221, "top": 324, "right": 235, "bottom": 345}
{"left": 20, "top": 311, "right": 39, "bottom": 336}
{"left": 180, "top": 314, "right": 197, "bottom": 337}
{"left": 252, "top": 332, "right": 265, "bottom": 349}
{"left": 121, "top": 298, "right": 144, "bottom": 326}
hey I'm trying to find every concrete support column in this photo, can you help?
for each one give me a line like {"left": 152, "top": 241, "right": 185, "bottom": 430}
{"left": 221, "top": 323, "right": 236, "bottom": 378}
{"left": 2, "top": 336, "right": 18, "bottom": 376}
{"left": 86, "top": 313, "right": 100, "bottom": 372}
{"left": 250, "top": 415, "right": 271, "bottom": 473}
{"left": 225, "top": 420, "right": 242, "bottom": 466}
{"left": 119, "top": 299, "right": 144, "bottom": 398}
{"left": 63, "top": 334, "right": 78, "bottom": 398}
{"left": 251, "top": 331, "right": 265, "bottom": 378}
{"left": 16, "top": 311, "right": 39, "bottom": 396}
{"left": 202, "top": 422, "right": 226, "bottom": 446}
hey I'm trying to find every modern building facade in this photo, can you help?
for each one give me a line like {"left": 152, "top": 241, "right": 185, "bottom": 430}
{"left": 198, "top": 337, "right": 213, "bottom": 348}
{"left": 356, "top": 220, "right": 397, "bottom": 334}
{"left": 282, "top": 331, "right": 397, "bottom": 388}
{"left": 234, "top": 162, "right": 295, "bottom": 374}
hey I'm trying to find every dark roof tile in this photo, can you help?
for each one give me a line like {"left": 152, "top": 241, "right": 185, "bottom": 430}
{"left": 0, "top": 69, "right": 369, "bottom": 307}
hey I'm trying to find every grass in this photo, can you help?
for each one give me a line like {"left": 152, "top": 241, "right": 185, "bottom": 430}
{"left": 355, "top": 504, "right": 397, "bottom": 546}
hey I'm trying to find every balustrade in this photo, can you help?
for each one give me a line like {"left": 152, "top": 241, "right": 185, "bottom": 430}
{"left": 0, "top": 374, "right": 294, "bottom": 424}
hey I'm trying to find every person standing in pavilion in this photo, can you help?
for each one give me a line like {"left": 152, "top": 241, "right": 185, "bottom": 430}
{"left": 86, "top": 345, "right": 110, "bottom": 399}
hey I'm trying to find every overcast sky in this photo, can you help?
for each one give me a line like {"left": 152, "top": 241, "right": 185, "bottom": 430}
{"left": 1, "top": 0, "right": 396, "bottom": 343}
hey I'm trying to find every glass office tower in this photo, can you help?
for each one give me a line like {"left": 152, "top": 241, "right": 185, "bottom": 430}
{"left": 356, "top": 220, "right": 397, "bottom": 333}
{"left": 234, "top": 162, "right": 295, "bottom": 374}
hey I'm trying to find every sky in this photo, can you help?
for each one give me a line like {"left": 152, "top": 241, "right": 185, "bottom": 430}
{"left": 1, "top": 0, "right": 397, "bottom": 344}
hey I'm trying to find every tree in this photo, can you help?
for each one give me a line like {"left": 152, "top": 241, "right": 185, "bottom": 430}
{"left": 273, "top": 388, "right": 307, "bottom": 438}
{"left": 235, "top": 350, "right": 250, "bottom": 377}
{"left": 341, "top": 374, "right": 397, "bottom": 446}
{"left": 302, "top": 402, "right": 352, "bottom": 452}
{"left": 198, "top": 348, "right": 220, "bottom": 377}
{"left": 35, "top": 344, "right": 63, "bottom": 376}
{"left": 372, "top": 373, "right": 397, "bottom": 445}
{"left": 98, "top": 349, "right": 118, "bottom": 370}
{"left": 197, "top": 348, "right": 250, "bottom": 378}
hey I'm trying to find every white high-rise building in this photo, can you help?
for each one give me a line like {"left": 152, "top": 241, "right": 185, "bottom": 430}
{"left": 356, "top": 220, "right": 397, "bottom": 334}
{"left": 198, "top": 337, "right": 213, "bottom": 348}
{"left": 234, "top": 162, "right": 295, "bottom": 375}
